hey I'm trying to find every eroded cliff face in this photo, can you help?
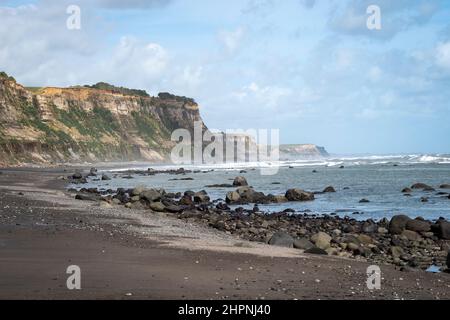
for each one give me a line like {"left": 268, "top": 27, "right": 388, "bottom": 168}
{"left": 0, "top": 75, "right": 205, "bottom": 166}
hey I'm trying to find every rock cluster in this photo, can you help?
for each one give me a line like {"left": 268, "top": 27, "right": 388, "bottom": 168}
{"left": 71, "top": 175, "right": 450, "bottom": 271}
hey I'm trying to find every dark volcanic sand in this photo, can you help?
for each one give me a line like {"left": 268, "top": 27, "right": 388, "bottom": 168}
{"left": 0, "top": 168, "right": 449, "bottom": 300}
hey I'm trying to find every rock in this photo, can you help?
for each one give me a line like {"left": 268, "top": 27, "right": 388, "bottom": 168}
{"left": 433, "top": 220, "right": 450, "bottom": 240}
{"left": 447, "top": 251, "right": 450, "bottom": 269}
{"left": 131, "top": 186, "right": 146, "bottom": 197}
{"left": 141, "top": 189, "right": 162, "bottom": 202}
{"left": 362, "top": 221, "right": 377, "bottom": 233}
{"left": 357, "top": 234, "right": 373, "bottom": 245}
{"left": 347, "top": 242, "right": 360, "bottom": 252}
{"left": 226, "top": 191, "right": 241, "bottom": 203}
{"left": 401, "top": 230, "right": 421, "bottom": 241}
{"left": 268, "top": 232, "right": 294, "bottom": 248}
{"left": 293, "top": 238, "right": 315, "bottom": 250}
{"left": 323, "top": 186, "right": 336, "bottom": 193}
{"left": 184, "top": 190, "right": 195, "bottom": 197}
{"left": 285, "top": 189, "right": 314, "bottom": 202}
{"left": 272, "top": 195, "right": 288, "bottom": 203}
{"left": 359, "top": 198, "right": 370, "bottom": 203}
{"left": 130, "top": 196, "right": 140, "bottom": 202}
{"left": 440, "top": 184, "right": 450, "bottom": 189}
{"left": 311, "top": 232, "right": 332, "bottom": 250}
{"left": 377, "top": 227, "right": 388, "bottom": 234}
{"left": 420, "top": 197, "right": 429, "bottom": 203}
{"left": 402, "top": 187, "right": 412, "bottom": 193}
{"left": 194, "top": 192, "right": 210, "bottom": 203}
{"left": 112, "top": 198, "right": 122, "bottom": 205}
{"left": 411, "top": 183, "right": 434, "bottom": 190}
{"left": 88, "top": 167, "right": 98, "bottom": 176}
{"left": 179, "top": 195, "right": 194, "bottom": 206}
{"left": 150, "top": 202, "right": 166, "bottom": 212}
{"left": 389, "top": 215, "right": 411, "bottom": 235}
{"left": 391, "top": 246, "right": 405, "bottom": 259}
{"left": 304, "top": 247, "right": 328, "bottom": 255}
{"left": 405, "top": 219, "right": 431, "bottom": 232}
{"left": 233, "top": 176, "right": 248, "bottom": 187}
{"left": 72, "top": 171, "right": 83, "bottom": 179}
{"left": 164, "top": 205, "right": 185, "bottom": 213}
{"left": 75, "top": 193, "right": 101, "bottom": 201}
{"left": 101, "top": 174, "right": 111, "bottom": 181}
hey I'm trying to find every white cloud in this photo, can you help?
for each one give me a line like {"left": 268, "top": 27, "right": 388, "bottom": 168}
{"left": 218, "top": 27, "right": 246, "bottom": 55}
{"left": 435, "top": 42, "right": 450, "bottom": 70}
{"left": 234, "top": 82, "right": 292, "bottom": 108}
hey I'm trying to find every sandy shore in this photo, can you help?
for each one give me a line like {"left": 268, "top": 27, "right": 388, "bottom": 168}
{"left": 0, "top": 167, "right": 449, "bottom": 300}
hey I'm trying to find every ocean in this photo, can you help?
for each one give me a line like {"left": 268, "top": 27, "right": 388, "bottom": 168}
{"left": 74, "top": 154, "right": 450, "bottom": 221}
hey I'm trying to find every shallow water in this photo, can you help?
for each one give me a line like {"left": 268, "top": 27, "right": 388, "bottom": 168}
{"left": 74, "top": 155, "right": 450, "bottom": 222}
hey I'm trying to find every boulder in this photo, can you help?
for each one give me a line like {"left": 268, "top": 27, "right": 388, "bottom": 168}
{"left": 150, "top": 202, "right": 166, "bottom": 212}
{"left": 293, "top": 238, "right": 315, "bottom": 250}
{"left": 304, "top": 247, "right": 328, "bottom": 255}
{"left": 359, "top": 198, "right": 370, "bottom": 203}
{"left": 389, "top": 215, "right": 411, "bottom": 235}
{"left": 405, "top": 219, "right": 431, "bottom": 233}
{"left": 141, "top": 189, "right": 161, "bottom": 202}
{"left": 233, "top": 176, "right": 248, "bottom": 187}
{"left": 226, "top": 191, "right": 241, "bottom": 203}
{"left": 88, "top": 167, "right": 98, "bottom": 176}
{"left": 285, "top": 189, "right": 314, "bottom": 202}
{"left": 131, "top": 186, "right": 146, "bottom": 197}
{"left": 411, "top": 183, "right": 434, "bottom": 190}
{"left": 440, "top": 184, "right": 450, "bottom": 189}
{"left": 311, "top": 232, "right": 332, "bottom": 250}
{"left": 323, "top": 186, "right": 336, "bottom": 193}
{"left": 268, "top": 232, "right": 294, "bottom": 248}
{"left": 101, "top": 174, "right": 111, "bottom": 181}
{"left": 179, "top": 195, "right": 194, "bottom": 206}
{"left": 433, "top": 220, "right": 450, "bottom": 240}
{"left": 362, "top": 221, "right": 377, "bottom": 233}
{"left": 402, "top": 187, "right": 412, "bottom": 193}
{"left": 194, "top": 192, "right": 210, "bottom": 203}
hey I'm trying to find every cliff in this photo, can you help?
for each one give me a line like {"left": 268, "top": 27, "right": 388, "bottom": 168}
{"left": 0, "top": 72, "right": 205, "bottom": 166}
{"left": 280, "top": 144, "right": 329, "bottom": 159}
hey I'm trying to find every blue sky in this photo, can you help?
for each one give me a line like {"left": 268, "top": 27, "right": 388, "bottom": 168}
{"left": 1, "top": 0, "right": 450, "bottom": 154}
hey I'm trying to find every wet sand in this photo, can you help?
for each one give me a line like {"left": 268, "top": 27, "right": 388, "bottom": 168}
{"left": 0, "top": 168, "right": 449, "bottom": 300}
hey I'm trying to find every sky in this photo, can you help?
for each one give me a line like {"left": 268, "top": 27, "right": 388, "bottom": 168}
{"left": 1, "top": 0, "right": 450, "bottom": 154}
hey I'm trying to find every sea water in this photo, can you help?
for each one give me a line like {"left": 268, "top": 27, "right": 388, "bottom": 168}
{"left": 74, "top": 154, "right": 450, "bottom": 221}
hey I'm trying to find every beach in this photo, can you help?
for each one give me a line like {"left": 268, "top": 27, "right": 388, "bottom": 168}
{"left": 0, "top": 167, "right": 449, "bottom": 300}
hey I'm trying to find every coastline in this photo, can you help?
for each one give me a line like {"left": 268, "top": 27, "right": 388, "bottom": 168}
{"left": 0, "top": 167, "right": 449, "bottom": 299}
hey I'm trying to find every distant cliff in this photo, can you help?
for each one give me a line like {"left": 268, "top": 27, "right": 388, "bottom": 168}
{"left": 0, "top": 72, "right": 205, "bottom": 166}
{"left": 280, "top": 144, "right": 329, "bottom": 159}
